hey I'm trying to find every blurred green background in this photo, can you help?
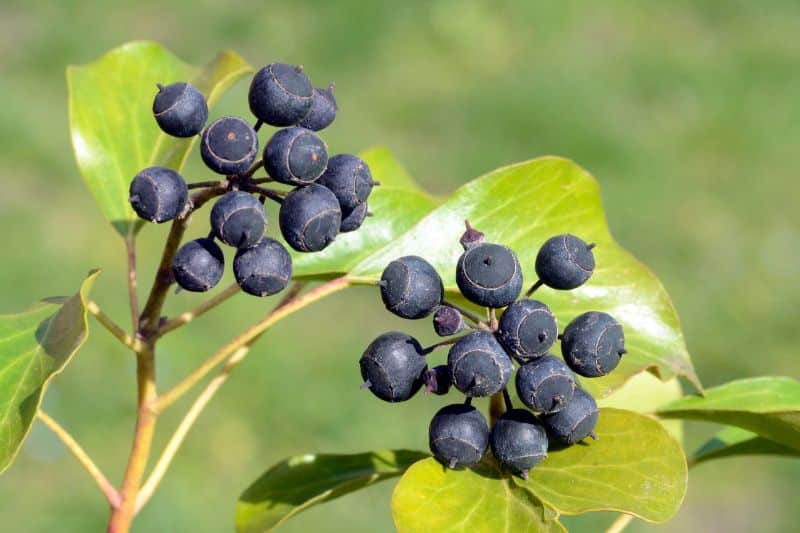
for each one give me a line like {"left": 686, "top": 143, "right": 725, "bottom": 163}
{"left": 1, "top": 0, "right": 798, "bottom": 531}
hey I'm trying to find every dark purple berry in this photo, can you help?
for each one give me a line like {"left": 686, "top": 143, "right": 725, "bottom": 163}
{"left": 490, "top": 409, "right": 549, "bottom": 479}
{"left": 423, "top": 365, "right": 451, "bottom": 395}
{"left": 263, "top": 127, "right": 328, "bottom": 186}
{"left": 360, "top": 332, "right": 427, "bottom": 403}
{"left": 429, "top": 404, "right": 489, "bottom": 469}
{"left": 200, "top": 116, "right": 258, "bottom": 175}
{"left": 433, "top": 306, "right": 464, "bottom": 337}
{"left": 171, "top": 238, "right": 224, "bottom": 292}
{"left": 542, "top": 388, "right": 599, "bottom": 444}
{"left": 561, "top": 311, "right": 625, "bottom": 377}
{"left": 317, "top": 154, "right": 375, "bottom": 212}
{"left": 447, "top": 331, "right": 512, "bottom": 397}
{"left": 152, "top": 82, "right": 208, "bottom": 137}
{"left": 210, "top": 191, "right": 267, "bottom": 249}
{"left": 278, "top": 184, "right": 341, "bottom": 252}
{"left": 535, "top": 234, "right": 595, "bottom": 290}
{"left": 339, "top": 202, "right": 369, "bottom": 233}
{"left": 456, "top": 243, "right": 523, "bottom": 308}
{"left": 129, "top": 166, "right": 188, "bottom": 223}
{"left": 233, "top": 237, "right": 292, "bottom": 297}
{"left": 497, "top": 299, "right": 558, "bottom": 361}
{"left": 248, "top": 64, "right": 313, "bottom": 127}
{"left": 379, "top": 256, "right": 443, "bottom": 320}
{"left": 298, "top": 84, "right": 337, "bottom": 131}
{"left": 515, "top": 355, "right": 576, "bottom": 414}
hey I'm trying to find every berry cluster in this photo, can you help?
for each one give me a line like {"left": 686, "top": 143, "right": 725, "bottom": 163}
{"left": 360, "top": 222, "right": 626, "bottom": 479}
{"left": 128, "top": 64, "right": 377, "bottom": 297}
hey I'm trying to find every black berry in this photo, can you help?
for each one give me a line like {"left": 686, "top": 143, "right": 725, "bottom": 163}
{"left": 298, "top": 84, "right": 337, "bottom": 131}
{"left": 152, "top": 82, "right": 208, "bottom": 137}
{"left": 535, "top": 234, "right": 595, "bottom": 290}
{"left": 233, "top": 237, "right": 292, "bottom": 297}
{"left": 490, "top": 409, "right": 549, "bottom": 479}
{"left": 248, "top": 64, "right": 313, "bottom": 127}
{"left": 171, "top": 238, "right": 224, "bottom": 292}
{"left": 423, "top": 365, "right": 451, "bottom": 395}
{"left": 447, "top": 331, "right": 512, "bottom": 397}
{"left": 429, "top": 404, "right": 489, "bottom": 469}
{"left": 496, "top": 299, "right": 558, "bottom": 361}
{"left": 317, "top": 154, "right": 375, "bottom": 212}
{"left": 456, "top": 243, "right": 523, "bottom": 308}
{"left": 129, "top": 166, "right": 188, "bottom": 223}
{"left": 360, "top": 332, "right": 427, "bottom": 403}
{"left": 379, "top": 256, "right": 443, "bottom": 320}
{"left": 542, "top": 388, "right": 599, "bottom": 444}
{"left": 515, "top": 355, "right": 576, "bottom": 414}
{"left": 200, "top": 116, "right": 258, "bottom": 175}
{"left": 210, "top": 191, "right": 267, "bottom": 249}
{"left": 278, "top": 184, "right": 341, "bottom": 252}
{"left": 339, "top": 202, "right": 369, "bottom": 233}
{"left": 263, "top": 127, "right": 328, "bottom": 186}
{"left": 561, "top": 311, "right": 625, "bottom": 377}
{"left": 433, "top": 306, "right": 464, "bottom": 337}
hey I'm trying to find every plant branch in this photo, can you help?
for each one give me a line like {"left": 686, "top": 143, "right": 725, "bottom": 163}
{"left": 605, "top": 513, "right": 634, "bottom": 533}
{"left": 489, "top": 392, "right": 505, "bottom": 425}
{"left": 37, "top": 410, "right": 121, "bottom": 509}
{"left": 153, "top": 278, "right": 342, "bottom": 413}
{"left": 187, "top": 180, "right": 223, "bottom": 190}
{"left": 87, "top": 301, "right": 140, "bottom": 351}
{"left": 158, "top": 283, "right": 241, "bottom": 336}
{"left": 135, "top": 345, "right": 250, "bottom": 512}
{"left": 124, "top": 236, "right": 139, "bottom": 331}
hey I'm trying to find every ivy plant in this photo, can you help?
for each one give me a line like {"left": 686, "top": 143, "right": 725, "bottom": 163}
{"left": 1, "top": 42, "right": 797, "bottom": 533}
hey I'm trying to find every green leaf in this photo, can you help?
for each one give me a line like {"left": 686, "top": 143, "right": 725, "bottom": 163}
{"left": 0, "top": 270, "right": 100, "bottom": 474}
{"left": 348, "top": 157, "right": 700, "bottom": 396}
{"left": 691, "top": 426, "right": 800, "bottom": 466}
{"left": 67, "top": 41, "right": 253, "bottom": 237}
{"left": 392, "top": 457, "right": 565, "bottom": 533}
{"left": 291, "top": 148, "right": 439, "bottom": 279}
{"left": 524, "top": 408, "right": 687, "bottom": 523}
{"left": 235, "top": 450, "right": 427, "bottom": 533}
{"left": 657, "top": 376, "right": 800, "bottom": 451}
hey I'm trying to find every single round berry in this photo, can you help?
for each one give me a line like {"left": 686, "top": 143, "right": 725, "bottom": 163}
{"left": 490, "top": 409, "right": 549, "bottom": 479}
{"left": 233, "top": 237, "right": 292, "bottom": 297}
{"left": 279, "top": 184, "right": 341, "bottom": 252}
{"left": 339, "top": 202, "right": 369, "bottom": 233}
{"left": 456, "top": 243, "right": 523, "bottom": 308}
{"left": 210, "top": 191, "right": 267, "bottom": 249}
{"left": 248, "top": 63, "right": 313, "bottom": 127}
{"left": 171, "top": 238, "right": 224, "bottom": 292}
{"left": 129, "top": 166, "right": 188, "bottom": 223}
{"left": 497, "top": 299, "right": 558, "bottom": 361}
{"left": 561, "top": 311, "right": 625, "bottom": 377}
{"left": 317, "top": 154, "right": 375, "bottom": 212}
{"left": 429, "top": 404, "right": 489, "bottom": 469}
{"left": 447, "top": 331, "right": 513, "bottom": 397}
{"left": 152, "top": 82, "right": 208, "bottom": 137}
{"left": 379, "top": 256, "right": 443, "bottom": 320}
{"left": 423, "top": 365, "right": 451, "bottom": 395}
{"left": 515, "top": 355, "right": 576, "bottom": 414}
{"left": 433, "top": 306, "right": 464, "bottom": 337}
{"left": 263, "top": 127, "right": 328, "bottom": 185}
{"left": 542, "top": 388, "right": 599, "bottom": 444}
{"left": 200, "top": 116, "right": 258, "bottom": 175}
{"left": 535, "top": 234, "right": 595, "bottom": 290}
{"left": 298, "top": 84, "right": 337, "bottom": 131}
{"left": 360, "top": 332, "right": 427, "bottom": 403}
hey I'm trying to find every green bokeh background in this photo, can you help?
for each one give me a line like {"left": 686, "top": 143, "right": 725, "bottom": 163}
{"left": 1, "top": 1, "right": 798, "bottom": 531}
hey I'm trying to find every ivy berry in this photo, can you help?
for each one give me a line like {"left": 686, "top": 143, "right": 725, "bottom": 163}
{"left": 456, "top": 242, "right": 523, "bottom": 309}
{"left": 317, "top": 154, "right": 376, "bottom": 212}
{"left": 298, "top": 84, "right": 337, "bottom": 131}
{"left": 233, "top": 237, "right": 292, "bottom": 297}
{"left": 496, "top": 299, "right": 558, "bottom": 361}
{"left": 278, "top": 184, "right": 341, "bottom": 252}
{"left": 429, "top": 403, "right": 489, "bottom": 469}
{"left": 263, "top": 127, "right": 329, "bottom": 186}
{"left": 542, "top": 388, "right": 599, "bottom": 444}
{"left": 561, "top": 311, "right": 626, "bottom": 377}
{"left": 535, "top": 234, "right": 595, "bottom": 290}
{"left": 171, "top": 238, "right": 224, "bottom": 292}
{"left": 210, "top": 191, "right": 267, "bottom": 249}
{"left": 200, "top": 116, "right": 258, "bottom": 175}
{"left": 129, "top": 166, "right": 188, "bottom": 223}
{"left": 447, "top": 331, "right": 513, "bottom": 397}
{"left": 490, "top": 409, "right": 549, "bottom": 479}
{"left": 152, "top": 82, "right": 208, "bottom": 138}
{"left": 248, "top": 63, "right": 313, "bottom": 127}
{"left": 379, "top": 256, "right": 443, "bottom": 320}
{"left": 359, "top": 332, "right": 428, "bottom": 403}
{"left": 515, "top": 355, "right": 575, "bottom": 414}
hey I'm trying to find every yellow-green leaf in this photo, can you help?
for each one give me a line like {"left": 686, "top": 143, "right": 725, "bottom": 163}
{"left": 0, "top": 270, "right": 100, "bottom": 474}
{"left": 236, "top": 450, "right": 427, "bottom": 533}
{"left": 392, "top": 457, "right": 565, "bottom": 533}
{"left": 691, "top": 426, "right": 799, "bottom": 466}
{"left": 67, "top": 41, "right": 252, "bottom": 237}
{"left": 348, "top": 157, "right": 700, "bottom": 396}
{"left": 657, "top": 376, "right": 800, "bottom": 451}
{"left": 524, "top": 408, "right": 687, "bottom": 523}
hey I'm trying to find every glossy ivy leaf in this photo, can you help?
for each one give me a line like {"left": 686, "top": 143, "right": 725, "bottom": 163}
{"left": 291, "top": 148, "right": 439, "bottom": 279}
{"left": 67, "top": 41, "right": 252, "bottom": 237}
{"left": 691, "top": 426, "right": 799, "bottom": 466}
{"left": 657, "top": 376, "right": 800, "bottom": 451}
{"left": 348, "top": 157, "right": 700, "bottom": 397}
{"left": 392, "top": 457, "right": 565, "bottom": 533}
{"left": 235, "top": 450, "right": 427, "bottom": 533}
{"left": 0, "top": 270, "right": 99, "bottom": 474}
{"left": 524, "top": 408, "right": 687, "bottom": 523}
